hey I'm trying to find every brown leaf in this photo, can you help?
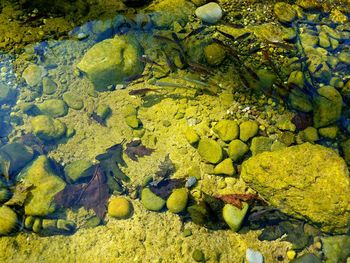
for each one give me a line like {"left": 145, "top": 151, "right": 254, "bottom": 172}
{"left": 149, "top": 178, "right": 185, "bottom": 199}
{"left": 214, "top": 193, "right": 265, "bottom": 209}
{"left": 125, "top": 140, "right": 154, "bottom": 161}
{"left": 54, "top": 165, "right": 110, "bottom": 219}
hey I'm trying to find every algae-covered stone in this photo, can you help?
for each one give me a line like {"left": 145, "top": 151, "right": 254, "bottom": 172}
{"left": 222, "top": 202, "right": 249, "bottom": 232}
{"left": 31, "top": 115, "right": 66, "bottom": 141}
{"left": 239, "top": 121, "right": 258, "bottom": 142}
{"left": 250, "top": 136, "right": 273, "bottom": 156}
{"left": 213, "top": 158, "right": 235, "bottom": 176}
{"left": 204, "top": 43, "right": 226, "bottom": 66}
{"left": 339, "top": 51, "right": 350, "bottom": 65}
{"left": 125, "top": 115, "right": 141, "bottom": 129}
{"left": 108, "top": 196, "right": 133, "bottom": 219}
{"left": 141, "top": 188, "right": 165, "bottom": 211}
{"left": 313, "top": 86, "right": 342, "bottom": 128}
{"left": 274, "top": 2, "right": 297, "bottom": 23}
{"left": 213, "top": 120, "right": 239, "bottom": 142}
{"left": 96, "top": 104, "right": 111, "bottom": 120}
{"left": 0, "top": 188, "right": 10, "bottom": 203}
{"left": 341, "top": 139, "right": 350, "bottom": 165}
{"left": 288, "top": 88, "right": 313, "bottom": 112}
{"left": 185, "top": 127, "right": 200, "bottom": 145}
{"left": 318, "top": 126, "right": 338, "bottom": 139}
{"left": 20, "top": 156, "right": 66, "bottom": 216}
{"left": 227, "top": 139, "right": 248, "bottom": 161}
{"left": 197, "top": 138, "right": 223, "bottom": 164}
{"left": 0, "top": 205, "right": 18, "bottom": 235}
{"left": 300, "top": 127, "right": 319, "bottom": 143}
{"left": 77, "top": 35, "right": 144, "bottom": 91}
{"left": 241, "top": 143, "right": 350, "bottom": 234}
{"left": 321, "top": 235, "right": 350, "bottom": 263}
{"left": 42, "top": 77, "right": 57, "bottom": 95}
{"left": 64, "top": 160, "right": 94, "bottom": 184}
{"left": 187, "top": 203, "right": 208, "bottom": 225}
{"left": 63, "top": 92, "right": 84, "bottom": 110}
{"left": 287, "top": 71, "right": 304, "bottom": 89}
{"left": 37, "top": 99, "right": 68, "bottom": 117}
{"left": 296, "top": 0, "right": 321, "bottom": 10}
{"left": 22, "top": 64, "right": 46, "bottom": 87}
{"left": 271, "top": 140, "right": 287, "bottom": 151}
{"left": 291, "top": 254, "right": 321, "bottom": 263}
{"left": 166, "top": 188, "right": 188, "bottom": 213}
{"left": 192, "top": 249, "right": 205, "bottom": 262}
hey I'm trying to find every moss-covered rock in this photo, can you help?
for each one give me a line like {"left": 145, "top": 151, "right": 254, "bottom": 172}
{"left": 31, "top": 115, "right": 66, "bottom": 141}
{"left": 250, "top": 136, "right": 273, "bottom": 156}
{"left": 318, "top": 126, "right": 338, "bottom": 139}
{"left": 64, "top": 160, "right": 94, "bottom": 183}
{"left": 125, "top": 115, "right": 141, "bottom": 129}
{"left": 166, "top": 188, "right": 188, "bottom": 213}
{"left": 96, "top": 104, "right": 111, "bottom": 120}
{"left": 313, "top": 86, "right": 342, "bottom": 128}
{"left": 204, "top": 43, "right": 226, "bottom": 66}
{"left": 20, "top": 156, "right": 66, "bottom": 216}
{"left": 22, "top": 64, "right": 46, "bottom": 87}
{"left": 108, "top": 196, "right": 133, "bottom": 219}
{"left": 288, "top": 88, "right": 313, "bottom": 112}
{"left": 0, "top": 188, "right": 10, "bottom": 204}
{"left": 141, "top": 188, "right": 165, "bottom": 211}
{"left": 239, "top": 120, "right": 258, "bottom": 142}
{"left": 341, "top": 139, "right": 350, "bottom": 165}
{"left": 0, "top": 205, "right": 18, "bottom": 235}
{"left": 213, "top": 120, "right": 239, "bottom": 142}
{"left": 241, "top": 143, "right": 350, "bottom": 234}
{"left": 213, "top": 158, "right": 235, "bottom": 176}
{"left": 222, "top": 202, "right": 249, "bottom": 232}
{"left": 184, "top": 127, "right": 200, "bottom": 145}
{"left": 37, "top": 99, "right": 68, "bottom": 117}
{"left": 77, "top": 35, "right": 144, "bottom": 91}
{"left": 300, "top": 127, "right": 319, "bottom": 143}
{"left": 63, "top": 92, "right": 84, "bottom": 110}
{"left": 42, "top": 77, "right": 57, "bottom": 95}
{"left": 321, "top": 235, "right": 350, "bottom": 263}
{"left": 227, "top": 140, "right": 249, "bottom": 161}
{"left": 274, "top": 2, "right": 297, "bottom": 23}
{"left": 197, "top": 138, "right": 223, "bottom": 164}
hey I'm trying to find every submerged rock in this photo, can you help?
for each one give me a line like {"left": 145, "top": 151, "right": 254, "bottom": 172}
{"left": 166, "top": 188, "right": 188, "bottom": 213}
{"left": 20, "top": 156, "right": 66, "bottom": 216}
{"left": 37, "top": 99, "right": 68, "bottom": 117}
{"left": 141, "top": 188, "right": 165, "bottom": 211}
{"left": 222, "top": 202, "right": 249, "bottom": 232}
{"left": 197, "top": 138, "right": 223, "bottom": 164}
{"left": 321, "top": 235, "right": 350, "bottom": 263}
{"left": 274, "top": 2, "right": 297, "bottom": 23}
{"left": 213, "top": 120, "right": 239, "bottom": 142}
{"left": 22, "top": 64, "right": 46, "bottom": 87}
{"left": 213, "top": 158, "right": 235, "bottom": 176}
{"left": 195, "top": 2, "right": 222, "bottom": 24}
{"left": 239, "top": 120, "right": 258, "bottom": 142}
{"left": 0, "top": 83, "right": 13, "bottom": 103}
{"left": 42, "top": 77, "right": 57, "bottom": 95}
{"left": 108, "top": 196, "right": 133, "bottom": 219}
{"left": 77, "top": 35, "right": 144, "bottom": 91}
{"left": 64, "top": 159, "right": 94, "bottom": 184}
{"left": 241, "top": 143, "right": 350, "bottom": 234}
{"left": 63, "top": 92, "right": 84, "bottom": 110}
{"left": 31, "top": 115, "right": 66, "bottom": 141}
{"left": 204, "top": 43, "right": 226, "bottom": 66}
{"left": 0, "top": 205, "right": 18, "bottom": 235}
{"left": 227, "top": 140, "right": 249, "bottom": 162}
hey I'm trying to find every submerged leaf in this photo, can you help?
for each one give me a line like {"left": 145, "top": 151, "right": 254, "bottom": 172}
{"left": 125, "top": 140, "right": 154, "bottom": 161}
{"left": 152, "top": 154, "right": 176, "bottom": 185}
{"left": 214, "top": 193, "right": 266, "bottom": 209}
{"left": 149, "top": 178, "right": 185, "bottom": 199}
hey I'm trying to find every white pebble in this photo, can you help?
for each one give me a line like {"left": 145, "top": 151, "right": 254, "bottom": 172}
{"left": 195, "top": 2, "right": 223, "bottom": 24}
{"left": 246, "top": 248, "right": 264, "bottom": 263}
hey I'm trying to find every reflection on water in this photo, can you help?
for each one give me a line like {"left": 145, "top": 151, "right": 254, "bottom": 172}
{"left": 0, "top": 0, "right": 350, "bottom": 262}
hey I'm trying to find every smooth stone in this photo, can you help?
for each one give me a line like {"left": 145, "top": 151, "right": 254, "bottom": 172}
{"left": 213, "top": 120, "right": 239, "bottom": 142}
{"left": 307, "top": 57, "right": 331, "bottom": 83}
{"left": 288, "top": 88, "right": 313, "bottom": 112}
{"left": 31, "top": 115, "right": 66, "bottom": 141}
{"left": 195, "top": 2, "right": 222, "bottom": 24}
{"left": 274, "top": 2, "right": 297, "bottom": 23}
{"left": 204, "top": 43, "right": 226, "bottom": 66}
{"left": 271, "top": 140, "right": 287, "bottom": 151}
{"left": 37, "top": 99, "right": 68, "bottom": 117}
{"left": 222, "top": 202, "right": 249, "bottom": 232}
{"left": 318, "top": 31, "right": 330, "bottom": 48}
{"left": 213, "top": 158, "right": 235, "bottom": 176}
{"left": 141, "top": 188, "right": 165, "bottom": 211}
{"left": 64, "top": 160, "right": 94, "bottom": 184}
{"left": 19, "top": 156, "right": 66, "bottom": 216}
{"left": 287, "top": 71, "right": 304, "bottom": 88}
{"left": 313, "top": 86, "right": 342, "bottom": 128}
{"left": 250, "top": 136, "right": 273, "bottom": 156}
{"left": 42, "top": 77, "right": 57, "bottom": 95}
{"left": 184, "top": 127, "right": 200, "bottom": 145}
{"left": 166, "top": 188, "right": 188, "bottom": 213}
{"left": 192, "top": 249, "right": 205, "bottom": 262}
{"left": 300, "top": 127, "right": 319, "bottom": 143}
{"left": 239, "top": 120, "right": 259, "bottom": 142}
{"left": 0, "top": 83, "right": 12, "bottom": 103}
{"left": 296, "top": 0, "right": 321, "bottom": 10}
{"left": 339, "top": 51, "right": 350, "bottom": 64}
{"left": 0, "top": 205, "right": 18, "bottom": 235}
{"left": 77, "top": 35, "right": 144, "bottom": 91}
{"left": 329, "top": 77, "right": 344, "bottom": 89}
{"left": 241, "top": 143, "right": 350, "bottom": 234}
{"left": 246, "top": 248, "right": 264, "bottom": 263}
{"left": 227, "top": 139, "right": 249, "bottom": 161}
{"left": 108, "top": 196, "right": 133, "bottom": 219}
{"left": 197, "top": 138, "right": 223, "bottom": 164}
{"left": 22, "top": 64, "right": 46, "bottom": 87}
{"left": 125, "top": 115, "right": 141, "bottom": 129}
{"left": 63, "top": 92, "right": 84, "bottom": 110}
{"left": 318, "top": 126, "right": 338, "bottom": 139}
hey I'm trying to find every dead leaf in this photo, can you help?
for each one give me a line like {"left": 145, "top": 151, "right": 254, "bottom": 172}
{"left": 149, "top": 178, "right": 185, "bottom": 199}
{"left": 214, "top": 193, "right": 265, "bottom": 209}
{"left": 5, "top": 182, "right": 34, "bottom": 206}
{"left": 125, "top": 140, "right": 154, "bottom": 161}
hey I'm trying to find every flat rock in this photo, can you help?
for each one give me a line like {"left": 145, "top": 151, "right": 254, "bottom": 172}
{"left": 241, "top": 143, "right": 350, "bottom": 234}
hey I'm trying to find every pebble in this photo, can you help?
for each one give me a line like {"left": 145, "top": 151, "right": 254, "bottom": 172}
{"left": 195, "top": 2, "right": 223, "bottom": 24}
{"left": 213, "top": 158, "right": 235, "bottom": 176}
{"left": 246, "top": 248, "right": 264, "bottom": 263}
{"left": 223, "top": 203, "right": 249, "bottom": 232}
{"left": 141, "top": 188, "right": 165, "bottom": 211}
{"left": 197, "top": 138, "right": 223, "bottom": 164}
{"left": 185, "top": 176, "right": 197, "bottom": 188}
{"left": 166, "top": 188, "right": 188, "bottom": 213}
{"left": 192, "top": 249, "right": 205, "bottom": 262}
{"left": 0, "top": 205, "right": 18, "bottom": 235}
{"left": 108, "top": 196, "right": 133, "bottom": 219}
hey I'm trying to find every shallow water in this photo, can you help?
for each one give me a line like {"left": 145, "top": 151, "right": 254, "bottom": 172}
{"left": 0, "top": 0, "right": 350, "bottom": 262}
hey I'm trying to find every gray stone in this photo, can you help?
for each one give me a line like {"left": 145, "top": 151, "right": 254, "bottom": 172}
{"left": 0, "top": 83, "right": 12, "bottom": 103}
{"left": 22, "top": 64, "right": 46, "bottom": 87}
{"left": 42, "top": 77, "right": 57, "bottom": 95}
{"left": 195, "top": 2, "right": 222, "bottom": 24}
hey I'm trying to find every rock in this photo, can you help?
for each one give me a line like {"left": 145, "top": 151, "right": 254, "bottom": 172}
{"left": 318, "top": 126, "right": 338, "bottom": 139}
{"left": 0, "top": 188, "right": 10, "bottom": 203}
{"left": 250, "top": 136, "right": 273, "bottom": 156}
{"left": 239, "top": 120, "right": 258, "bottom": 142}
{"left": 42, "top": 77, "right": 57, "bottom": 95}
{"left": 340, "top": 139, "right": 350, "bottom": 165}
{"left": 64, "top": 160, "right": 94, "bottom": 183}
{"left": 213, "top": 120, "right": 239, "bottom": 142}
{"left": 96, "top": 104, "right": 111, "bottom": 120}
{"left": 197, "top": 138, "right": 223, "bottom": 164}
{"left": 0, "top": 205, "right": 18, "bottom": 235}
{"left": 321, "top": 235, "right": 350, "bottom": 263}
{"left": 300, "top": 126, "right": 319, "bottom": 143}
{"left": 185, "top": 176, "right": 197, "bottom": 188}
{"left": 125, "top": 115, "right": 141, "bottom": 129}
{"left": 241, "top": 143, "right": 350, "bottom": 234}
{"left": 227, "top": 140, "right": 249, "bottom": 161}
{"left": 141, "top": 188, "right": 165, "bottom": 211}
{"left": 213, "top": 158, "right": 235, "bottom": 176}
{"left": 319, "top": 31, "right": 331, "bottom": 49}
{"left": 271, "top": 140, "right": 287, "bottom": 151}
{"left": 204, "top": 43, "right": 226, "bottom": 66}
{"left": 20, "top": 156, "right": 66, "bottom": 216}
{"left": 185, "top": 127, "right": 200, "bottom": 145}
{"left": 287, "top": 71, "right": 304, "bottom": 89}
{"left": 313, "top": 86, "right": 342, "bottom": 128}
{"left": 122, "top": 0, "right": 151, "bottom": 7}
{"left": 222, "top": 202, "right": 249, "bottom": 232}
{"left": 274, "top": 2, "right": 297, "bottom": 23}
{"left": 166, "top": 188, "right": 188, "bottom": 213}
{"left": 339, "top": 51, "right": 350, "bottom": 64}
{"left": 330, "top": 9, "right": 348, "bottom": 24}
{"left": 307, "top": 57, "right": 331, "bottom": 83}
{"left": 37, "top": 99, "right": 68, "bottom": 117}
{"left": 62, "top": 92, "right": 84, "bottom": 110}
{"left": 0, "top": 143, "right": 34, "bottom": 177}
{"left": 246, "top": 248, "right": 264, "bottom": 263}
{"left": 0, "top": 83, "right": 12, "bottom": 103}
{"left": 22, "top": 64, "right": 46, "bottom": 87}
{"left": 329, "top": 77, "right": 344, "bottom": 89}
{"left": 187, "top": 203, "right": 208, "bottom": 225}
{"left": 195, "top": 2, "right": 222, "bottom": 24}
{"left": 31, "top": 115, "right": 66, "bottom": 141}
{"left": 108, "top": 196, "right": 133, "bottom": 219}
{"left": 300, "top": 33, "right": 319, "bottom": 48}
{"left": 192, "top": 249, "right": 205, "bottom": 262}
{"left": 291, "top": 254, "right": 321, "bottom": 263}
{"left": 77, "top": 35, "right": 144, "bottom": 91}
{"left": 276, "top": 116, "right": 296, "bottom": 132}
{"left": 288, "top": 88, "right": 313, "bottom": 112}
{"left": 296, "top": 0, "right": 321, "bottom": 10}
